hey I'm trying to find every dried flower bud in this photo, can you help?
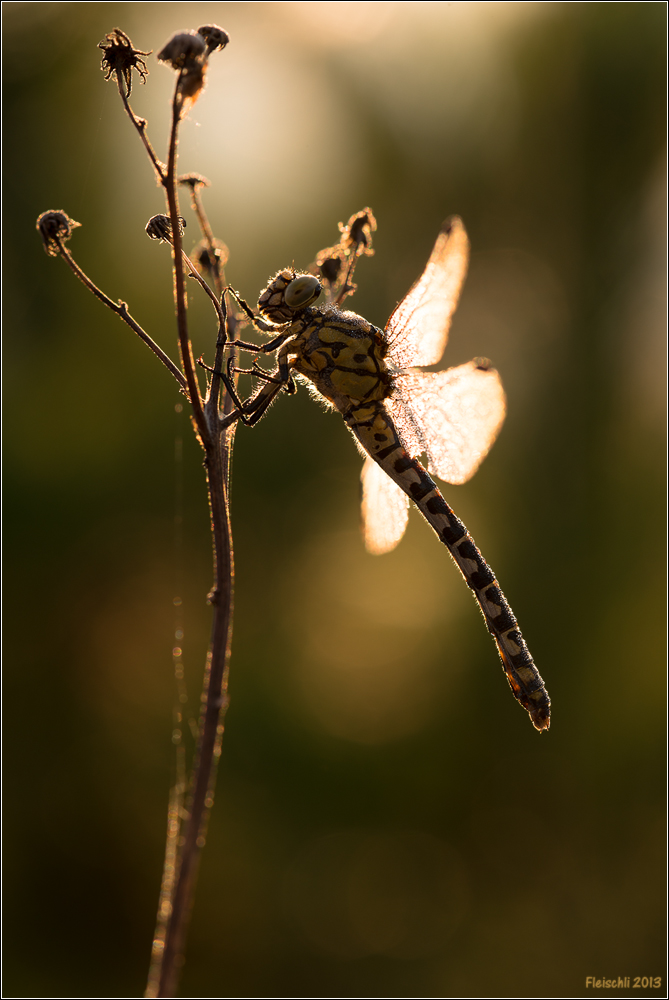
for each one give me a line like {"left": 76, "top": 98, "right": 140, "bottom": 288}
{"left": 310, "top": 208, "right": 378, "bottom": 305}
{"left": 99, "top": 28, "right": 150, "bottom": 96}
{"left": 157, "top": 30, "right": 209, "bottom": 107}
{"left": 191, "top": 239, "right": 229, "bottom": 277}
{"left": 146, "top": 215, "right": 186, "bottom": 242}
{"left": 36, "top": 210, "right": 81, "bottom": 256}
{"left": 317, "top": 256, "right": 343, "bottom": 285}
{"left": 157, "top": 30, "right": 206, "bottom": 70}
{"left": 341, "top": 207, "right": 376, "bottom": 256}
{"left": 178, "top": 173, "right": 210, "bottom": 191}
{"left": 197, "top": 25, "right": 230, "bottom": 55}
{"left": 313, "top": 208, "right": 377, "bottom": 277}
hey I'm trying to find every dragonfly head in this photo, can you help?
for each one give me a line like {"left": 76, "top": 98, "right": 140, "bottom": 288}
{"left": 258, "top": 270, "right": 322, "bottom": 324}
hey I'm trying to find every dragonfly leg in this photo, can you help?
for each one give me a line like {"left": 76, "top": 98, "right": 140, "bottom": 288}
{"left": 231, "top": 358, "right": 296, "bottom": 393}
{"left": 222, "top": 330, "right": 292, "bottom": 355}
{"left": 198, "top": 349, "right": 296, "bottom": 429}
{"left": 226, "top": 286, "right": 277, "bottom": 336}
{"left": 219, "top": 376, "right": 289, "bottom": 428}
{"left": 220, "top": 346, "right": 294, "bottom": 428}
{"left": 196, "top": 353, "right": 249, "bottom": 416}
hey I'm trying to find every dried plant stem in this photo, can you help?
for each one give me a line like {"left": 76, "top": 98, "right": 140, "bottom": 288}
{"left": 181, "top": 249, "right": 225, "bottom": 323}
{"left": 48, "top": 31, "right": 239, "bottom": 995}
{"left": 181, "top": 178, "right": 240, "bottom": 419}
{"left": 164, "top": 91, "right": 208, "bottom": 444}
{"left": 189, "top": 188, "right": 219, "bottom": 276}
{"left": 152, "top": 440, "right": 234, "bottom": 998}
{"left": 147, "top": 74, "right": 237, "bottom": 999}
{"left": 115, "top": 73, "right": 166, "bottom": 184}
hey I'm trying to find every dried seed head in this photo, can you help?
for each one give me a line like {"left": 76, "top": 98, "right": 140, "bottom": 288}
{"left": 341, "top": 207, "right": 376, "bottom": 256}
{"left": 197, "top": 25, "right": 230, "bottom": 55}
{"left": 36, "top": 210, "right": 81, "bottom": 256}
{"left": 310, "top": 208, "right": 378, "bottom": 303}
{"left": 99, "top": 28, "right": 150, "bottom": 96}
{"left": 178, "top": 173, "right": 211, "bottom": 191}
{"left": 157, "top": 30, "right": 206, "bottom": 70}
{"left": 158, "top": 27, "right": 229, "bottom": 110}
{"left": 145, "top": 215, "right": 186, "bottom": 242}
{"left": 315, "top": 254, "right": 343, "bottom": 287}
{"left": 313, "top": 208, "right": 376, "bottom": 281}
{"left": 157, "top": 30, "right": 209, "bottom": 107}
{"left": 191, "top": 239, "right": 229, "bottom": 277}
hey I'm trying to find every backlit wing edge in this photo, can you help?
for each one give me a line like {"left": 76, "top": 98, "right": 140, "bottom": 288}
{"left": 361, "top": 457, "right": 410, "bottom": 554}
{"left": 384, "top": 216, "right": 470, "bottom": 369}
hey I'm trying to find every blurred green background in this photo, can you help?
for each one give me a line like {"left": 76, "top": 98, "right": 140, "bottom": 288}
{"left": 4, "top": 2, "right": 665, "bottom": 997}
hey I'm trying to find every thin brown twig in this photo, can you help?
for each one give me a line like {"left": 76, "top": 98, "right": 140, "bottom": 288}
{"left": 115, "top": 73, "right": 166, "bottom": 184}
{"left": 178, "top": 247, "right": 230, "bottom": 412}
{"left": 164, "top": 85, "right": 208, "bottom": 446}
{"left": 180, "top": 181, "right": 240, "bottom": 416}
{"left": 155, "top": 442, "right": 233, "bottom": 998}
{"left": 186, "top": 186, "right": 220, "bottom": 293}
{"left": 180, "top": 249, "right": 225, "bottom": 325}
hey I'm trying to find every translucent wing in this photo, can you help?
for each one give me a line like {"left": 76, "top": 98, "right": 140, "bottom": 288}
{"left": 361, "top": 456, "right": 410, "bottom": 554}
{"left": 384, "top": 216, "right": 470, "bottom": 369}
{"left": 386, "top": 361, "right": 506, "bottom": 484}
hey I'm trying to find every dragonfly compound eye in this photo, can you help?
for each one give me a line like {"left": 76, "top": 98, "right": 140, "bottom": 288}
{"left": 284, "top": 274, "right": 322, "bottom": 310}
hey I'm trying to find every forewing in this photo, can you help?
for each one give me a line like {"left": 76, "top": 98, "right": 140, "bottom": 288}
{"left": 386, "top": 361, "right": 506, "bottom": 484}
{"left": 385, "top": 216, "right": 470, "bottom": 369}
{"left": 360, "top": 456, "right": 410, "bottom": 555}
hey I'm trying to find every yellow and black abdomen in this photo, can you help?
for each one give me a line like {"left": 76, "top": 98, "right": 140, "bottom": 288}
{"left": 347, "top": 399, "right": 551, "bottom": 732}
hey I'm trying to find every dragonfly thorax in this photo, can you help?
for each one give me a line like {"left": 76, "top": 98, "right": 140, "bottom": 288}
{"left": 287, "top": 307, "right": 392, "bottom": 414}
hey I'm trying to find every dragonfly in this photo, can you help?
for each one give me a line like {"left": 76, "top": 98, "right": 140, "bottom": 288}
{"left": 220, "top": 214, "right": 550, "bottom": 731}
